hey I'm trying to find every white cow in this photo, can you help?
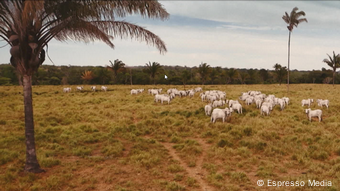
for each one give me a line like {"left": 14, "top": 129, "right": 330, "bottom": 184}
{"left": 230, "top": 103, "right": 242, "bottom": 114}
{"left": 261, "top": 105, "right": 270, "bottom": 116}
{"left": 161, "top": 96, "right": 171, "bottom": 104}
{"left": 154, "top": 94, "right": 164, "bottom": 103}
{"left": 131, "top": 89, "right": 138, "bottom": 95}
{"left": 211, "top": 108, "right": 232, "bottom": 123}
{"left": 229, "top": 100, "right": 239, "bottom": 108}
{"left": 76, "top": 86, "right": 84, "bottom": 91}
{"left": 278, "top": 99, "right": 285, "bottom": 111}
{"left": 195, "top": 87, "right": 203, "bottom": 92}
{"left": 305, "top": 108, "right": 322, "bottom": 122}
{"left": 205, "top": 104, "right": 213, "bottom": 116}
{"left": 282, "top": 97, "right": 290, "bottom": 105}
{"left": 262, "top": 102, "right": 274, "bottom": 111}
{"left": 255, "top": 98, "right": 262, "bottom": 109}
{"left": 63, "top": 87, "right": 71, "bottom": 93}
{"left": 91, "top": 86, "right": 96, "bottom": 92}
{"left": 212, "top": 100, "right": 224, "bottom": 108}
{"left": 301, "top": 99, "right": 313, "bottom": 107}
{"left": 317, "top": 99, "right": 329, "bottom": 109}
{"left": 101, "top": 86, "right": 107, "bottom": 92}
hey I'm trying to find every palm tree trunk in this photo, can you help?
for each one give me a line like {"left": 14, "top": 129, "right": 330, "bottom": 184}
{"left": 130, "top": 69, "right": 132, "bottom": 85}
{"left": 17, "top": 73, "right": 23, "bottom": 86}
{"left": 114, "top": 73, "right": 117, "bottom": 84}
{"left": 287, "top": 31, "right": 291, "bottom": 92}
{"left": 23, "top": 75, "right": 44, "bottom": 173}
{"left": 333, "top": 70, "right": 335, "bottom": 86}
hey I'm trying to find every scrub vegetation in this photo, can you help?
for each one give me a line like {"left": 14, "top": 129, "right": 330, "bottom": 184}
{"left": 0, "top": 84, "right": 340, "bottom": 191}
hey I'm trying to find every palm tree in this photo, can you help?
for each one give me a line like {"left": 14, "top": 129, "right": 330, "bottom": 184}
{"left": 282, "top": 7, "right": 307, "bottom": 92}
{"left": 273, "top": 63, "right": 287, "bottom": 85}
{"left": 108, "top": 59, "right": 125, "bottom": 84}
{"left": 0, "top": 0, "right": 168, "bottom": 173}
{"left": 198, "top": 62, "right": 211, "bottom": 85}
{"left": 144, "top": 61, "right": 162, "bottom": 85}
{"left": 323, "top": 51, "right": 340, "bottom": 86}
{"left": 225, "top": 68, "right": 238, "bottom": 84}
{"left": 81, "top": 70, "right": 94, "bottom": 84}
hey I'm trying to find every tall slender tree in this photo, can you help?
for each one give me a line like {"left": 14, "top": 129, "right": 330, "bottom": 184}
{"left": 273, "top": 63, "right": 287, "bottom": 85}
{"left": 0, "top": 0, "right": 168, "bottom": 173}
{"left": 198, "top": 62, "right": 211, "bottom": 85}
{"left": 108, "top": 59, "right": 125, "bottom": 84}
{"left": 323, "top": 51, "right": 340, "bottom": 86}
{"left": 282, "top": 7, "right": 307, "bottom": 92}
{"left": 144, "top": 61, "right": 162, "bottom": 85}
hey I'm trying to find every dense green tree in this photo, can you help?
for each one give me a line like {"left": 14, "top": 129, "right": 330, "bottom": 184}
{"left": 198, "top": 63, "right": 211, "bottom": 85}
{"left": 0, "top": 64, "right": 18, "bottom": 84}
{"left": 0, "top": 0, "right": 168, "bottom": 173}
{"left": 246, "top": 69, "right": 258, "bottom": 84}
{"left": 181, "top": 69, "right": 191, "bottom": 88}
{"left": 134, "top": 69, "right": 150, "bottom": 85}
{"left": 126, "top": 67, "right": 133, "bottom": 85}
{"left": 225, "top": 68, "right": 238, "bottom": 84}
{"left": 323, "top": 51, "right": 340, "bottom": 86}
{"left": 282, "top": 7, "right": 307, "bottom": 92}
{"left": 0, "top": 77, "right": 11, "bottom": 85}
{"left": 210, "top": 67, "right": 222, "bottom": 84}
{"left": 238, "top": 71, "right": 249, "bottom": 84}
{"left": 49, "top": 76, "right": 60, "bottom": 85}
{"left": 273, "top": 63, "right": 287, "bottom": 85}
{"left": 259, "top": 69, "right": 270, "bottom": 83}
{"left": 33, "top": 68, "right": 49, "bottom": 85}
{"left": 93, "top": 67, "right": 110, "bottom": 85}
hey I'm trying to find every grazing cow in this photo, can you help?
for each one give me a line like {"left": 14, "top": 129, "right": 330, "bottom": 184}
{"left": 101, "top": 86, "right": 107, "bottom": 92}
{"left": 305, "top": 108, "right": 322, "bottom": 122}
{"left": 63, "top": 87, "right": 71, "bottom": 93}
{"left": 76, "top": 86, "right": 83, "bottom": 91}
{"left": 211, "top": 108, "right": 232, "bottom": 123}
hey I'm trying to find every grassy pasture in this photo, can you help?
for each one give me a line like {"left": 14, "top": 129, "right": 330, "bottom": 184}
{"left": 0, "top": 84, "right": 340, "bottom": 191}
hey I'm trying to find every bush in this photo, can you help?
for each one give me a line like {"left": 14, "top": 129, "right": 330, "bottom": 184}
{"left": 0, "top": 77, "right": 11, "bottom": 85}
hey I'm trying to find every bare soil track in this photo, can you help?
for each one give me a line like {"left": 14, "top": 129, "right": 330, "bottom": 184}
{"left": 161, "top": 137, "right": 215, "bottom": 191}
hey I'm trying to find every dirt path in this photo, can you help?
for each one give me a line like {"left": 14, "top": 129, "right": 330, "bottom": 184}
{"left": 162, "top": 138, "right": 215, "bottom": 191}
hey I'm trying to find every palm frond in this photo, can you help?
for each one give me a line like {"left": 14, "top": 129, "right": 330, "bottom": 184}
{"left": 108, "top": 0, "right": 169, "bottom": 20}
{"left": 52, "top": 19, "right": 114, "bottom": 48}
{"left": 297, "top": 18, "right": 308, "bottom": 24}
{"left": 93, "top": 20, "right": 167, "bottom": 53}
{"left": 282, "top": 12, "right": 290, "bottom": 24}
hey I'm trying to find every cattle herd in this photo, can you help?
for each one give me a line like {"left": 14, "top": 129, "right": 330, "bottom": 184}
{"left": 140, "top": 88, "right": 329, "bottom": 123}
{"left": 62, "top": 86, "right": 329, "bottom": 123}
{"left": 62, "top": 86, "right": 108, "bottom": 93}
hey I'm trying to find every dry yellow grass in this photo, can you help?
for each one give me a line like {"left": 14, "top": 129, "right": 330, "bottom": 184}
{"left": 0, "top": 84, "right": 340, "bottom": 191}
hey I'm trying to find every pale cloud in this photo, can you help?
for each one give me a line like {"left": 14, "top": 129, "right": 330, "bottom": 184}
{"left": 0, "top": 1, "right": 339, "bottom": 71}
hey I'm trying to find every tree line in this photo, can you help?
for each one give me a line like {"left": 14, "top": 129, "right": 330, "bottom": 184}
{"left": 0, "top": 61, "right": 339, "bottom": 86}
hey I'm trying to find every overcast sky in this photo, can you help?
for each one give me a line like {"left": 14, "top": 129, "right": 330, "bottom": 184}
{"left": 0, "top": 1, "right": 339, "bottom": 70}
